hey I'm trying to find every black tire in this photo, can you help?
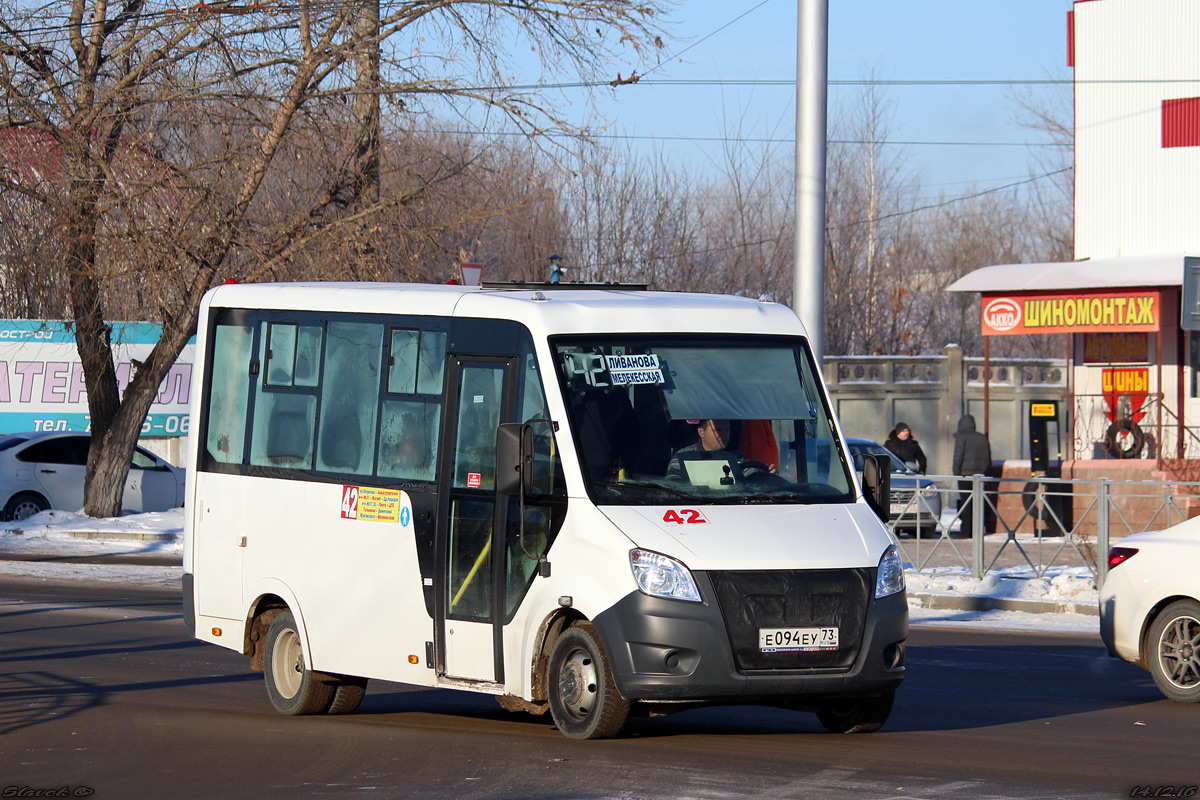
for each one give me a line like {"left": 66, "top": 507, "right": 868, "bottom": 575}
{"left": 1146, "top": 600, "right": 1200, "bottom": 703}
{"left": 816, "top": 692, "right": 895, "bottom": 733}
{"left": 547, "top": 622, "right": 630, "bottom": 739}
{"left": 263, "top": 610, "right": 335, "bottom": 715}
{"left": 1104, "top": 419, "right": 1145, "bottom": 459}
{"left": 3, "top": 492, "right": 48, "bottom": 522}
{"left": 326, "top": 677, "right": 368, "bottom": 715}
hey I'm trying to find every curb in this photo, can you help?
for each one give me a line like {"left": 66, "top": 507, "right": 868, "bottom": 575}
{"left": 909, "top": 592, "right": 1099, "bottom": 617}
{"left": 65, "top": 531, "right": 177, "bottom": 542}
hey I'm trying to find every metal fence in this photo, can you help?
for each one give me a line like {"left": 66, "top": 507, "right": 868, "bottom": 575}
{"left": 890, "top": 473, "right": 1200, "bottom": 588}
{"left": 1073, "top": 393, "right": 1200, "bottom": 462}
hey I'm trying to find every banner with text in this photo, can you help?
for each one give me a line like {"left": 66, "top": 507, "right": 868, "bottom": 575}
{"left": 981, "top": 291, "right": 1161, "bottom": 336}
{"left": 0, "top": 320, "right": 195, "bottom": 436}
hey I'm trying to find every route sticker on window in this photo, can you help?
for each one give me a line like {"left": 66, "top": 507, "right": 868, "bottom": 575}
{"left": 340, "top": 485, "right": 409, "bottom": 525}
{"left": 467, "top": 473, "right": 482, "bottom": 488}
{"left": 603, "top": 353, "right": 664, "bottom": 386}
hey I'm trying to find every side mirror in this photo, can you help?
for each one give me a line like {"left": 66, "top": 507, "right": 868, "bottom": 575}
{"left": 860, "top": 453, "right": 891, "bottom": 524}
{"left": 496, "top": 422, "right": 534, "bottom": 496}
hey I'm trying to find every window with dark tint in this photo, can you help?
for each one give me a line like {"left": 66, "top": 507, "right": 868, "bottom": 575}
{"left": 17, "top": 436, "right": 90, "bottom": 466}
{"left": 201, "top": 307, "right": 456, "bottom": 487}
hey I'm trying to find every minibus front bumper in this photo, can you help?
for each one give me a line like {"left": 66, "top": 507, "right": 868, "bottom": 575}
{"left": 591, "top": 569, "right": 907, "bottom": 703}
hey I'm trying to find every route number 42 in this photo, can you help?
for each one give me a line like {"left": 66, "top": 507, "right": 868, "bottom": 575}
{"left": 662, "top": 508, "right": 707, "bottom": 524}
{"left": 341, "top": 486, "right": 359, "bottom": 520}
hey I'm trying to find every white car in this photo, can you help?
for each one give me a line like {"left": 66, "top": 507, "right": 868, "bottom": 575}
{"left": 0, "top": 431, "right": 185, "bottom": 521}
{"left": 1099, "top": 519, "right": 1200, "bottom": 702}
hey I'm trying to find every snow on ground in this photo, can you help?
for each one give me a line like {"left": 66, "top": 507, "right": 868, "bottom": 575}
{"left": 906, "top": 565, "right": 1098, "bottom": 605}
{"left": 0, "top": 508, "right": 1102, "bottom": 634}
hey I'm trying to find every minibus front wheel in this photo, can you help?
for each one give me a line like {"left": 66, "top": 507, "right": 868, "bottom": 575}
{"left": 815, "top": 692, "right": 895, "bottom": 734}
{"left": 547, "top": 621, "right": 630, "bottom": 739}
{"left": 264, "top": 610, "right": 335, "bottom": 715}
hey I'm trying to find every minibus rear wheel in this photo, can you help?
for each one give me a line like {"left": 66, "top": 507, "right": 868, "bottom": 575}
{"left": 264, "top": 610, "right": 335, "bottom": 715}
{"left": 327, "top": 677, "right": 369, "bottom": 715}
{"left": 815, "top": 692, "right": 894, "bottom": 734}
{"left": 547, "top": 622, "right": 630, "bottom": 739}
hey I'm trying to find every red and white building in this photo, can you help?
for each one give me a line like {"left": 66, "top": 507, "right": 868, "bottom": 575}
{"left": 950, "top": 0, "right": 1200, "bottom": 468}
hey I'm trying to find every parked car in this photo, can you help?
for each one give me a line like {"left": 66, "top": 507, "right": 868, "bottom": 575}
{"left": 1100, "top": 520, "right": 1200, "bottom": 702}
{"left": 0, "top": 431, "right": 185, "bottom": 521}
{"left": 846, "top": 438, "right": 941, "bottom": 534}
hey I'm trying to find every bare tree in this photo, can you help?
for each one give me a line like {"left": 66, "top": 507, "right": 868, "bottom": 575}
{"left": 1012, "top": 80, "right": 1074, "bottom": 263}
{"left": 824, "top": 78, "right": 923, "bottom": 355}
{"left": 0, "top": 0, "right": 669, "bottom": 517}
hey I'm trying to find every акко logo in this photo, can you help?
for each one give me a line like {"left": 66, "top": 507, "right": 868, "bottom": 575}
{"left": 983, "top": 298, "right": 1021, "bottom": 332}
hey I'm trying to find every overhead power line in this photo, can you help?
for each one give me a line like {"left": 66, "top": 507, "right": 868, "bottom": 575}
{"left": 414, "top": 128, "right": 1069, "bottom": 149}
{"left": 831, "top": 167, "right": 1073, "bottom": 230}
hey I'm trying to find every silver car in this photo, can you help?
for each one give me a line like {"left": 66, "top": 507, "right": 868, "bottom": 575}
{"left": 846, "top": 438, "right": 942, "bottom": 534}
{"left": 0, "top": 431, "right": 185, "bottom": 520}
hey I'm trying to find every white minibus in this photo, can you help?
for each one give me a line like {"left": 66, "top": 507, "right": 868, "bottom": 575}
{"left": 182, "top": 281, "right": 904, "bottom": 739}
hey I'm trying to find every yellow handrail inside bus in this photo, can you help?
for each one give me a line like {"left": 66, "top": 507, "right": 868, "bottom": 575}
{"left": 450, "top": 536, "right": 492, "bottom": 609}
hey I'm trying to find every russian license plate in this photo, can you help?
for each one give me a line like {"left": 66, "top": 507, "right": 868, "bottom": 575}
{"left": 759, "top": 626, "right": 839, "bottom": 652}
{"left": 890, "top": 501, "right": 910, "bottom": 515}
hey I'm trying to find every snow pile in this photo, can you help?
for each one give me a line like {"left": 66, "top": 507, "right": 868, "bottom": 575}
{"left": 905, "top": 565, "right": 1098, "bottom": 605}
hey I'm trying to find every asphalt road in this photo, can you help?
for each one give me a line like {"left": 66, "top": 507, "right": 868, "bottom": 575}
{"left": 0, "top": 576, "right": 1194, "bottom": 800}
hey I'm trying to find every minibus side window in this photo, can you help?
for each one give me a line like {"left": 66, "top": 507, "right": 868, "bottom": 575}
{"left": 387, "top": 329, "right": 420, "bottom": 394}
{"left": 264, "top": 323, "right": 297, "bottom": 387}
{"left": 250, "top": 322, "right": 320, "bottom": 469}
{"left": 205, "top": 323, "right": 253, "bottom": 465}
{"left": 317, "top": 321, "right": 383, "bottom": 475}
{"left": 377, "top": 400, "right": 440, "bottom": 482}
{"left": 379, "top": 327, "right": 446, "bottom": 482}
{"left": 452, "top": 366, "right": 504, "bottom": 490}
{"left": 417, "top": 331, "right": 447, "bottom": 394}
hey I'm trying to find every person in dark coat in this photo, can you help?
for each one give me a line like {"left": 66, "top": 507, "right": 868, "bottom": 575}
{"left": 952, "top": 414, "right": 992, "bottom": 537}
{"left": 884, "top": 422, "right": 927, "bottom": 474}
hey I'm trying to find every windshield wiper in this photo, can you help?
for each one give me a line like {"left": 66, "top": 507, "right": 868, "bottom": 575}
{"left": 735, "top": 492, "right": 802, "bottom": 504}
{"left": 594, "top": 480, "right": 693, "bottom": 499}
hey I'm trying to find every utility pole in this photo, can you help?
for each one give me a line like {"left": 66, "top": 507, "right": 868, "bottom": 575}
{"left": 794, "top": 0, "right": 829, "bottom": 361}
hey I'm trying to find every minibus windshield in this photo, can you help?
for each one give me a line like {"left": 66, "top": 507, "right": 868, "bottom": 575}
{"left": 552, "top": 336, "right": 855, "bottom": 505}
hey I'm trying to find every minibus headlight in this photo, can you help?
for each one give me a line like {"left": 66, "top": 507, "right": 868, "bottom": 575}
{"left": 630, "top": 549, "right": 702, "bottom": 602}
{"left": 875, "top": 544, "right": 905, "bottom": 599}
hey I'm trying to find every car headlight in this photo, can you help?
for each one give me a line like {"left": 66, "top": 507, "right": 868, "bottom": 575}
{"left": 875, "top": 544, "right": 905, "bottom": 599}
{"left": 630, "top": 549, "right": 702, "bottom": 602}
{"left": 919, "top": 486, "right": 938, "bottom": 498}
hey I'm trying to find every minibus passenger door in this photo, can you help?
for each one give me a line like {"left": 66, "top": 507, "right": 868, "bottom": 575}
{"left": 435, "top": 357, "right": 517, "bottom": 683}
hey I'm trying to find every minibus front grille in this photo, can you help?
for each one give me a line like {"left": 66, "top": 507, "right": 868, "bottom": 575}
{"left": 707, "top": 569, "right": 871, "bottom": 672}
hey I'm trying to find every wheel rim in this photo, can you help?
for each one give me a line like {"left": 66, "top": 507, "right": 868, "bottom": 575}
{"left": 1157, "top": 614, "right": 1200, "bottom": 690}
{"left": 271, "top": 628, "right": 305, "bottom": 699}
{"left": 11, "top": 499, "right": 44, "bottom": 520}
{"left": 556, "top": 646, "right": 599, "bottom": 723}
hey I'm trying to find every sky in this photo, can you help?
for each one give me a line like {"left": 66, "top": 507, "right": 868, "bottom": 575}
{"left": 546, "top": 0, "right": 1076, "bottom": 198}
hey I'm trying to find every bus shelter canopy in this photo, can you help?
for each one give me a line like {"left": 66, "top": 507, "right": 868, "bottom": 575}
{"left": 946, "top": 254, "right": 1194, "bottom": 294}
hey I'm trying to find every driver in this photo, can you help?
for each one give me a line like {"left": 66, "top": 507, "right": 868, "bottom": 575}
{"left": 666, "top": 419, "right": 777, "bottom": 481}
